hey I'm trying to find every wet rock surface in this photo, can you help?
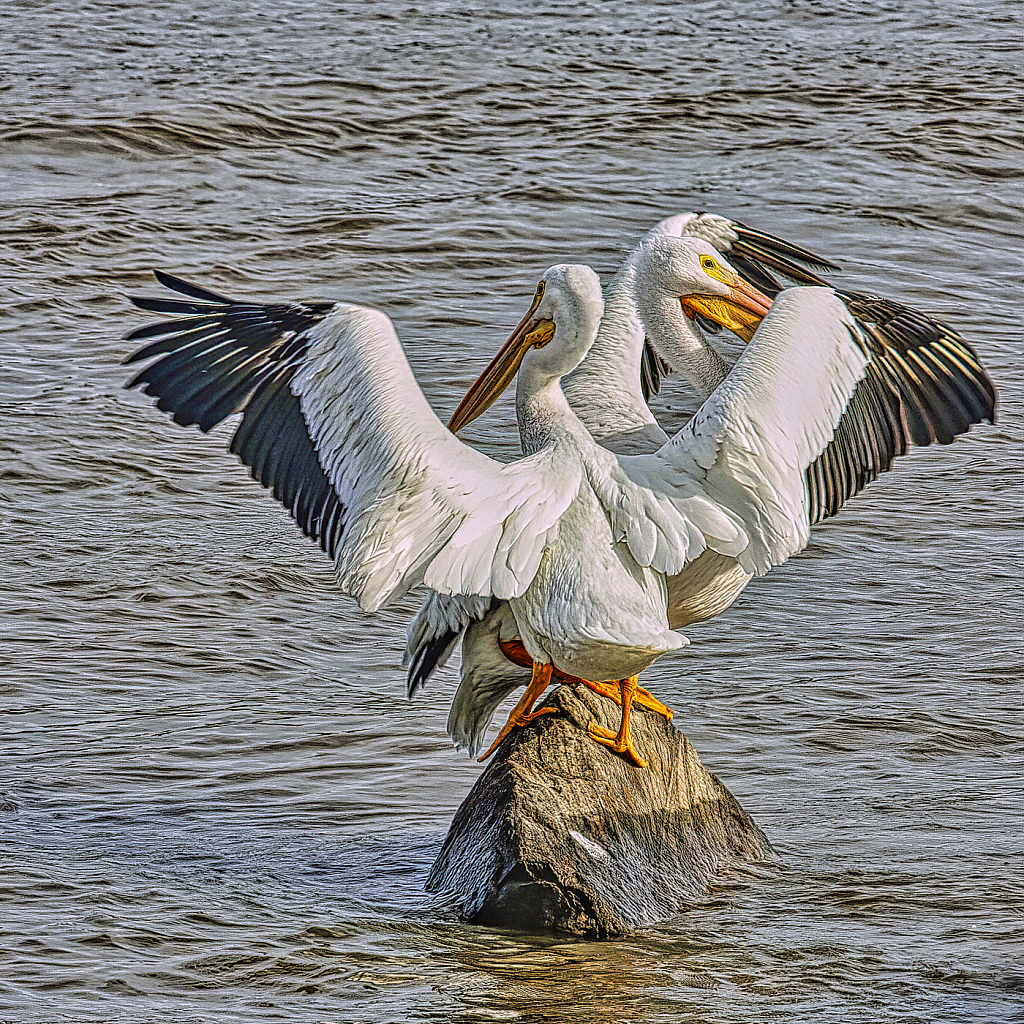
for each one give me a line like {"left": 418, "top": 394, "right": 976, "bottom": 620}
{"left": 427, "top": 683, "right": 774, "bottom": 936}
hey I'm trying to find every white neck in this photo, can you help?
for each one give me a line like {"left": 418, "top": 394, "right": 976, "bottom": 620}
{"left": 632, "top": 275, "right": 730, "bottom": 400}
{"left": 515, "top": 374, "right": 582, "bottom": 455}
{"left": 515, "top": 290, "right": 603, "bottom": 456}
{"left": 560, "top": 259, "right": 657, "bottom": 442}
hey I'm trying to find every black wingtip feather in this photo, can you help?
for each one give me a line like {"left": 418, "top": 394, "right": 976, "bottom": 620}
{"left": 153, "top": 270, "right": 236, "bottom": 304}
{"left": 407, "top": 627, "right": 461, "bottom": 698}
{"left": 807, "top": 294, "right": 997, "bottom": 524}
{"left": 734, "top": 222, "right": 842, "bottom": 274}
{"left": 640, "top": 340, "right": 672, "bottom": 402}
{"left": 727, "top": 253, "right": 785, "bottom": 298}
{"left": 124, "top": 271, "right": 347, "bottom": 560}
{"left": 129, "top": 295, "right": 226, "bottom": 316}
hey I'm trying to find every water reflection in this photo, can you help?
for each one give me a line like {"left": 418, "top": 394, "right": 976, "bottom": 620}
{"left": 438, "top": 939, "right": 697, "bottom": 1022}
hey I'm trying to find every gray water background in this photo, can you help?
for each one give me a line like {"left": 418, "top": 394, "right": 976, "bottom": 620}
{"left": 1, "top": 1, "right": 1021, "bottom": 1021}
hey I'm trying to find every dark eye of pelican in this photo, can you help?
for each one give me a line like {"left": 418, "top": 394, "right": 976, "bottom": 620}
{"left": 701, "top": 257, "right": 716, "bottom": 272}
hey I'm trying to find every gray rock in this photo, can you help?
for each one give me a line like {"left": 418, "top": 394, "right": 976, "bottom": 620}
{"left": 426, "top": 682, "right": 774, "bottom": 936}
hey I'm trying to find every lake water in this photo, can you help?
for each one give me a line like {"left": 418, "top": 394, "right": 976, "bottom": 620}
{"left": 1, "top": 1, "right": 1021, "bottom": 1021}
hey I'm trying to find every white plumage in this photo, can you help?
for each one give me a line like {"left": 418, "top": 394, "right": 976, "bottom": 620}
{"left": 123, "top": 222, "right": 996, "bottom": 766}
{"left": 411, "top": 213, "right": 802, "bottom": 752}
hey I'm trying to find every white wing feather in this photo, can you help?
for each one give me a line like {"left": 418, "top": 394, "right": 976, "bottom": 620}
{"left": 628, "top": 287, "right": 868, "bottom": 575}
{"left": 292, "top": 305, "right": 579, "bottom": 611}
{"left": 296, "top": 289, "right": 862, "bottom": 653}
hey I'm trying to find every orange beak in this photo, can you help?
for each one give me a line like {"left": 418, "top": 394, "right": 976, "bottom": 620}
{"left": 680, "top": 277, "right": 774, "bottom": 342}
{"left": 448, "top": 285, "right": 554, "bottom": 434}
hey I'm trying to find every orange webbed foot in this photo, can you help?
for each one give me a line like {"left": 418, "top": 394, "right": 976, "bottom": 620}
{"left": 585, "top": 676, "right": 648, "bottom": 769}
{"left": 634, "top": 685, "right": 673, "bottom": 721}
{"left": 587, "top": 722, "right": 648, "bottom": 769}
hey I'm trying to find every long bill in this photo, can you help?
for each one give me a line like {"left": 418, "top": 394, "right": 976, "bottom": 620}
{"left": 448, "top": 285, "right": 555, "bottom": 434}
{"left": 680, "top": 277, "right": 774, "bottom": 342}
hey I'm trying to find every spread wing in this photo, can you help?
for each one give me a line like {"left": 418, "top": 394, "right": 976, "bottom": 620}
{"left": 123, "top": 273, "right": 578, "bottom": 612}
{"left": 805, "top": 289, "right": 996, "bottom": 524}
{"left": 601, "top": 286, "right": 995, "bottom": 578}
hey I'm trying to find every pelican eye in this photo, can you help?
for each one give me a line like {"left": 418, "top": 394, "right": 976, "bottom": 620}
{"left": 700, "top": 256, "right": 718, "bottom": 272}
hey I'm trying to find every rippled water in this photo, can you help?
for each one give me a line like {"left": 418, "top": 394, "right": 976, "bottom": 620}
{"left": 2, "top": 1, "right": 1021, "bottom": 1021}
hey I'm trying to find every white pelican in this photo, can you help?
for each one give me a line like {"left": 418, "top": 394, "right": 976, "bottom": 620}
{"left": 122, "top": 239, "right": 995, "bottom": 767}
{"left": 406, "top": 220, "right": 998, "bottom": 762}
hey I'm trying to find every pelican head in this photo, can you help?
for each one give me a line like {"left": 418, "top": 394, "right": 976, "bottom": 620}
{"left": 634, "top": 234, "right": 773, "bottom": 342}
{"left": 449, "top": 264, "right": 602, "bottom": 433}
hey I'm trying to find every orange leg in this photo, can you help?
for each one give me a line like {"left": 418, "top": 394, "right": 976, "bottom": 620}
{"left": 477, "top": 660, "right": 558, "bottom": 762}
{"left": 498, "top": 640, "right": 672, "bottom": 721}
{"left": 635, "top": 684, "right": 672, "bottom": 721}
{"left": 587, "top": 676, "right": 647, "bottom": 769}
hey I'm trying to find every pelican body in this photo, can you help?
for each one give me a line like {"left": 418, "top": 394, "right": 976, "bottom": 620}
{"left": 441, "top": 266, "right": 687, "bottom": 686}
{"left": 408, "top": 214, "right": 835, "bottom": 755}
